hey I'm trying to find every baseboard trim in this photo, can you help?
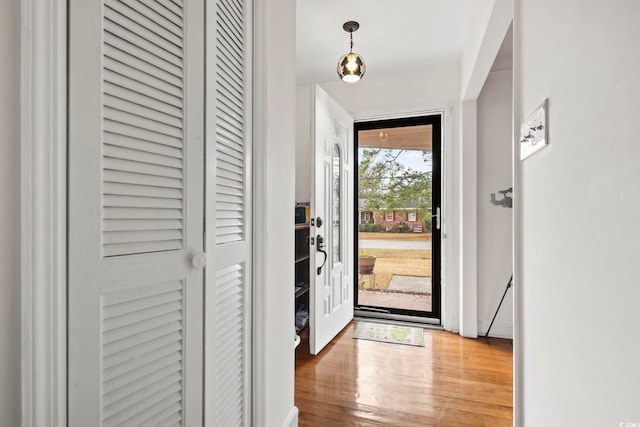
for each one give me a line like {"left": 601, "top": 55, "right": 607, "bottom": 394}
{"left": 282, "top": 406, "right": 299, "bottom": 427}
{"left": 477, "top": 320, "right": 513, "bottom": 339}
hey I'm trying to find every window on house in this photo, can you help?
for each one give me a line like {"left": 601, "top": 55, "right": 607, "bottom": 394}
{"left": 385, "top": 212, "right": 394, "bottom": 222}
{"left": 360, "top": 211, "right": 371, "bottom": 224}
{"left": 408, "top": 212, "right": 417, "bottom": 222}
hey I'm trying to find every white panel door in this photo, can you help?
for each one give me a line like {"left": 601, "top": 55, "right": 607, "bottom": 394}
{"left": 309, "top": 85, "right": 355, "bottom": 355}
{"left": 68, "top": 0, "right": 205, "bottom": 425}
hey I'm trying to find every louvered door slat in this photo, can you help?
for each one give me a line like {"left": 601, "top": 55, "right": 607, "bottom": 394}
{"left": 218, "top": 149, "right": 244, "bottom": 168}
{"left": 104, "top": 231, "right": 182, "bottom": 247}
{"left": 105, "top": 0, "right": 183, "bottom": 49}
{"left": 217, "top": 177, "right": 243, "bottom": 193}
{"left": 103, "top": 184, "right": 182, "bottom": 201}
{"left": 105, "top": 83, "right": 183, "bottom": 118}
{"left": 104, "top": 95, "right": 182, "bottom": 129}
{"left": 140, "top": 404, "right": 182, "bottom": 427}
{"left": 218, "top": 83, "right": 244, "bottom": 114}
{"left": 104, "top": 157, "right": 182, "bottom": 179}
{"left": 104, "top": 145, "right": 182, "bottom": 168}
{"left": 120, "top": 0, "right": 183, "bottom": 33}
{"left": 155, "top": 0, "right": 183, "bottom": 21}
{"left": 218, "top": 113, "right": 244, "bottom": 139}
{"left": 104, "top": 363, "right": 182, "bottom": 407}
{"left": 217, "top": 133, "right": 244, "bottom": 155}
{"left": 217, "top": 186, "right": 243, "bottom": 199}
{"left": 104, "top": 46, "right": 183, "bottom": 89}
{"left": 104, "top": 362, "right": 182, "bottom": 407}
{"left": 105, "top": 348, "right": 182, "bottom": 397}
{"left": 218, "top": 95, "right": 244, "bottom": 126}
{"left": 125, "top": 392, "right": 182, "bottom": 427}
{"left": 217, "top": 160, "right": 243, "bottom": 177}
{"left": 103, "top": 385, "right": 182, "bottom": 427}
{"left": 217, "top": 211, "right": 242, "bottom": 221}
{"left": 105, "top": 134, "right": 183, "bottom": 158}
{"left": 103, "top": 193, "right": 182, "bottom": 208}
{"left": 217, "top": 140, "right": 243, "bottom": 160}
{"left": 103, "top": 241, "right": 184, "bottom": 257}
{"left": 104, "top": 54, "right": 182, "bottom": 97}
{"left": 104, "top": 207, "right": 182, "bottom": 220}
{"left": 217, "top": 45, "right": 244, "bottom": 86}
{"left": 119, "top": 0, "right": 184, "bottom": 37}
{"left": 104, "top": 118, "right": 182, "bottom": 146}
{"left": 105, "top": 302, "right": 183, "bottom": 336}
{"left": 104, "top": 171, "right": 182, "bottom": 190}
{"left": 103, "top": 332, "right": 182, "bottom": 372}
{"left": 105, "top": 118, "right": 183, "bottom": 148}
{"left": 103, "top": 321, "right": 183, "bottom": 358}
{"left": 104, "top": 33, "right": 183, "bottom": 78}
{"left": 104, "top": 219, "right": 182, "bottom": 232}
{"left": 226, "top": 0, "right": 243, "bottom": 22}
{"left": 217, "top": 13, "right": 242, "bottom": 52}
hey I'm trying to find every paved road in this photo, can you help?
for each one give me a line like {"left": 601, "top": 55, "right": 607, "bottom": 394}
{"left": 359, "top": 239, "right": 432, "bottom": 250}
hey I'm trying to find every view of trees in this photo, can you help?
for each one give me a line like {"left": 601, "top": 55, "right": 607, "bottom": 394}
{"left": 358, "top": 148, "right": 433, "bottom": 227}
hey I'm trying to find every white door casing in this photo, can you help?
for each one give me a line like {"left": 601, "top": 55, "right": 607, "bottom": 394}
{"left": 68, "top": 0, "right": 205, "bottom": 424}
{"left": 310, "top": 85, "right": 354, "bottom": 355}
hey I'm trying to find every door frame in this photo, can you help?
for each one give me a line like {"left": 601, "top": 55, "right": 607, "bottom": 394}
{"left": 353, "top": 113, "right": 443, "bottom": 322}
{"left": 20, "top": 0, "right": 68, "bottom": 424}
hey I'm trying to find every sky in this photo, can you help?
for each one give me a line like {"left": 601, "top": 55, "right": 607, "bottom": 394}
{"left": 359, "top": 148, "right": 433, "bottom": 173}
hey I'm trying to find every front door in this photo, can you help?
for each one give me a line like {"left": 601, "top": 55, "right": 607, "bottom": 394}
{"left": 354, "top": 115, "right": 442, "bottom": 322}
{"left": 309, "top": 85, "right": 355, "bottom": 355}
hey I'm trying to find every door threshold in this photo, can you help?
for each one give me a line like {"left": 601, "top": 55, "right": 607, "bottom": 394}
{"left": 354, "top": 311, "right": 442, "bottom": 330}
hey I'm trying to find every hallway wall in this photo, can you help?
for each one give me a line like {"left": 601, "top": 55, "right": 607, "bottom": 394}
{"left": 515, "top": 1, "right": 640, "bottom": 424}
{"left": 477, "top": 69, "right": 513, "bottom": 338}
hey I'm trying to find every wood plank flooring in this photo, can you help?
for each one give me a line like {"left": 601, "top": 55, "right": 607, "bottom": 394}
{"left": 295, "top": 321, "right": 513, "bottom": 426}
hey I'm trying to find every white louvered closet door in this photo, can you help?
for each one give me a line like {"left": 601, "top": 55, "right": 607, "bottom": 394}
{"left": 205, "top": 0, "right": 252, "bottom": 425}
{"left": 68, "top": 0, "right": 205, "bottom": 425}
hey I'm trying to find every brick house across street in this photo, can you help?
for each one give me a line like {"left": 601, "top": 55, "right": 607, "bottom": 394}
{"left": 359, "top": 200, "right": 429, "bottom": 232}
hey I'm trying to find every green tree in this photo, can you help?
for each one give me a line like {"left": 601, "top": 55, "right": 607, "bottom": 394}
{"left": 358, "top": 148, "right": 432, "bottom": 226}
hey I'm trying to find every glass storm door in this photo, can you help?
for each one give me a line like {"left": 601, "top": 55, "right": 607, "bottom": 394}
{"left": 354, "top": 115, "right": 442, "bottom": 322}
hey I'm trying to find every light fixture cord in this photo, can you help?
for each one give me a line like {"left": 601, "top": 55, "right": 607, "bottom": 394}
{"left": 350, "top": 31, "right": 354, "bottom": 53}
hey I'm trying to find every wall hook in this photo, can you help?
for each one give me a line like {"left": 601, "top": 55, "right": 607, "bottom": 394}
{"left": 490, "top": 187, "right": 513, "bottom": 208}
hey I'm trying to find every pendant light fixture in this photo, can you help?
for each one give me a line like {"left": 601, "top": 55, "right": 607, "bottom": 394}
{"left": 337, "top": 21, "right": 366, "bottom": 83}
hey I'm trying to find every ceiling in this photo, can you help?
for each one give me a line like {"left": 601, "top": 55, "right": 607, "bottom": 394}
{"left": 296, "top": 0, "right": 481, "bottom": 84}
{"left": 359, "top": 125, "right": 432, "bottom": 151}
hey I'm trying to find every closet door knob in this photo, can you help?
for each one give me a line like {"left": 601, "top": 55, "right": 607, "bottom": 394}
{"left": 192, "top": 252, "right": 207, "bottom": 269}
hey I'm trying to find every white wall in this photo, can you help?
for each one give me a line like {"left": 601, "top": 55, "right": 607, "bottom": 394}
{"left": 319, "top": 66, "right": 460, "bottom": 120}
{"left": 0, "top": 0, "right": 21, "bottom": 425}
{"left": 259, "top": 0, "right": 298, "bottom": 425}
{"left": 477, "top": 69, "right": 513, "bottom": 338}
{"left": 515, "top": 1, "right": 640, "bottom": 424}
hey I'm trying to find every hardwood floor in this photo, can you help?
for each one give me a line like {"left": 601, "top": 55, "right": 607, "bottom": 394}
{"left": 295, "top": 322, "right": 512, "bottom": 426}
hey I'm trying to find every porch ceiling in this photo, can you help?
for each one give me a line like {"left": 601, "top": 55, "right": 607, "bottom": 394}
{"left": 358, "top": 125, "right": 432, "bottom": 151}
